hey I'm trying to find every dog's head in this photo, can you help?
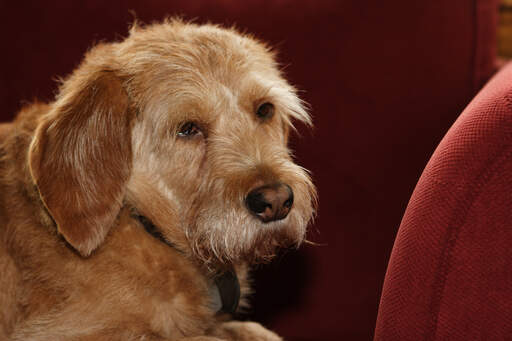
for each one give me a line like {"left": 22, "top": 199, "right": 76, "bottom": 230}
{"left": 28, "top": 19, "right": 317, "bottom": 266}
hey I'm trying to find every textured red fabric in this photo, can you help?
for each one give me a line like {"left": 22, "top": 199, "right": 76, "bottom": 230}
{"left": 375, "top": 62, "right": 512, "bottom": 340}
{"left": 0, "top": 1, "right": 499, "bottom": 339}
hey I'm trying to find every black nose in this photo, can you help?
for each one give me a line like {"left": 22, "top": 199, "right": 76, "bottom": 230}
{"left": 245, "top": 183, "right": 294, "bottom": 223}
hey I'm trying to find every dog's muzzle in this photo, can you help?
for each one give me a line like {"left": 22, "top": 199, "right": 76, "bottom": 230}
{"left": 245, "top": 183, "right": 294, "bottom": 223}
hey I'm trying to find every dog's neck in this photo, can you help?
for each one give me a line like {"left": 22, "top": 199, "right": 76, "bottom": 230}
{"left": 131, "top": 212, "right": 241, "bottom": 315}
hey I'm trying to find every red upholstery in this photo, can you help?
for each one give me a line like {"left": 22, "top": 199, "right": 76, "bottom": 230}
{"left": 0, "top": 1, "right": 499, "bottom": 339}
{"left": 375, "top": 62, "right": 512, "bottom": 340}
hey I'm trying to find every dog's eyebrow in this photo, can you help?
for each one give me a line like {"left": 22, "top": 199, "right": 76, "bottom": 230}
{"left": 267, "top": 86, "right": 311, "bottom": 129}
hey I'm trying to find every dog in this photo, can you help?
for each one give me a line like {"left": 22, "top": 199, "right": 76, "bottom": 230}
{"left": 0, "top": 19, "right": 316, "bottom": 340}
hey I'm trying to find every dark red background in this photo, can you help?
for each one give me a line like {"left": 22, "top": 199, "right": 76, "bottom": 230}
{"left": 0, "top": 1, "right": 498, "bottom": 340}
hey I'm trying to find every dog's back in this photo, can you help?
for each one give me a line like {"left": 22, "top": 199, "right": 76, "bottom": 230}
{"left": 0, "top": 103, "right": 50, "bottom": 339}
{"left": 0, "top": 123, "right": 12, "bottom": 141}
{"left": 0, "top": 120, "right": 18, "bottom": 340}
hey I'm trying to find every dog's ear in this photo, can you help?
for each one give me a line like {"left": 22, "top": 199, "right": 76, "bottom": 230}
{"left": 29, "top": 70, "right": 133, "bottom": 257}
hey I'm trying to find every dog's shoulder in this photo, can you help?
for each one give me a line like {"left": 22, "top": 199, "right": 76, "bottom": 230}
{"left": 0, "top": 123, "right": 12, "bottom": 143}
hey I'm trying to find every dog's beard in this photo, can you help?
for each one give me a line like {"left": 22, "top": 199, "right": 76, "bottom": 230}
{"left": 185, "top": 165, "right": 317, "bottom": 268}
{"left": 188, "top": 199, "right": 311, "bottom": 268}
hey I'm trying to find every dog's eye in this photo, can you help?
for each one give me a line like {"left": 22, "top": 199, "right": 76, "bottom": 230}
{"left": 177, "top": 122, "right": 202, "bottom": 137}
{"left": 256, "top": 102, "right": 274, "bottom": 120}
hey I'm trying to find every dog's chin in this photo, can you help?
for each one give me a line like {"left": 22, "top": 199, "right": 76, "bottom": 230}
{"left": 189, "top": 208, "right": 308, "bottom": 268}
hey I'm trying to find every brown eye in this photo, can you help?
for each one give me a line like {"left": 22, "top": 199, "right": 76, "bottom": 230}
{"left": 177, "top": 122, "right": 202, "bottom": 137}
{"left": 256, "top": 102, "right": 274, "bottom": 120}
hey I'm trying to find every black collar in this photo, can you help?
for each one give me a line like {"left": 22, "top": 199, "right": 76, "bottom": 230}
{"left": 132, "top": 213, "right": 240, "bottom": 314}
{"left": 214, "top": 270, "right": 241, "bottom": 314}
{"left": 133, "top": 213, "right": 177, "bottom": 250}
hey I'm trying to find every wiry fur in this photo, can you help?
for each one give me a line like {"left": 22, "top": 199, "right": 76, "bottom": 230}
{"left": 0, "top": 19, "right": 316, "bottom": 340}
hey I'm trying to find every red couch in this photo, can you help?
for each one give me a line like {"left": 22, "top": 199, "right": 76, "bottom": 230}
{"left": 376, "top": 60, "right": 512, "bottom": 340}
{"left": 0, "top": 1, "right": 500, "bottom": 339}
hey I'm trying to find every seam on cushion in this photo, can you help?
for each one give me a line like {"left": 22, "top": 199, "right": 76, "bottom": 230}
{"left": 424, "top": 79, "right": 512, "bottom": 192}
{"left": 428, "top": 146, "right": 512, "bottom": 340}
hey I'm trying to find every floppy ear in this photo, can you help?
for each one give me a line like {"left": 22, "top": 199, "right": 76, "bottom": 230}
{"left": 29, "top": 71, "right": 133, "bottom": 257}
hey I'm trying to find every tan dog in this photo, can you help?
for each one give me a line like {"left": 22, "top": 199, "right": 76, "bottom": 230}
{"left": 0, "top": 19, "right": 316, "bottom": 341}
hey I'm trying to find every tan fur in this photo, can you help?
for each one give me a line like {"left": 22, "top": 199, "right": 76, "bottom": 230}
{"left": 0, "top": 19, "right": 316, "bottom": 341}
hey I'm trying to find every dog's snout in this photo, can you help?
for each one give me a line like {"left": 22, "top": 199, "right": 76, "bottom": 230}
{"left": 245, "top": 183, "right": 294, "bottom": 223}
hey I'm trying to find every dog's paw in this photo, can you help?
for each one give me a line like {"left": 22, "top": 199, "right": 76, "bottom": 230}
{"left": 211, "top": 321, "right": 282, "bottom": 341}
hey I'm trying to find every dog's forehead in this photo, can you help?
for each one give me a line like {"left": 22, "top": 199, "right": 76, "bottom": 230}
{"left": 121, "top": 22, "right": 310, "bottom": 127}
{"left": 128, "top": 24, "right": 281, "bottom": 83}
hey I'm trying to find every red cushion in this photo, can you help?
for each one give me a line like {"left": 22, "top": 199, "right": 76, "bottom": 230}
{"left": 375, "top": 62, "right": 512, "bottom": 340}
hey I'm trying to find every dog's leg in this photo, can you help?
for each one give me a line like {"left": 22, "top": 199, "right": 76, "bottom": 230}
{"left": 208, "top": 321, "right": 282, "bottom": 341}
